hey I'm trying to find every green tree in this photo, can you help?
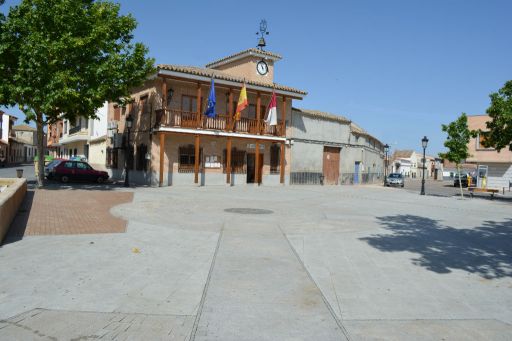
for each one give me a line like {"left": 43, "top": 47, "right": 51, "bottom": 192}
{"left": 483, "top": 80, "right": 512, "bottom": 151}
{"left": 0, "top": 0, "right": 155, "bottom": 186}
{"left": 439, "top": 113, "right": 477, "bottom": 198}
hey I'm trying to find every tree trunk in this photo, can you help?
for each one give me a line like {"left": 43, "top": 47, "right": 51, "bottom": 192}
{"left": 36, "top": 116, "right": 45, "bottom": 188}
{"left": 457, "top": 164, "right": 463, "bottom": 198}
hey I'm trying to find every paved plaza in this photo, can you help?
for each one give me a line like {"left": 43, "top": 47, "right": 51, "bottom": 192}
{"left": 0, "top": 184, "right": 511, "bottom": 340}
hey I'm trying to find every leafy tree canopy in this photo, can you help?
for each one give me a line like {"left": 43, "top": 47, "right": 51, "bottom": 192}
{"left": 0, "top": 0, "right": 154, "bottom": 186}
{"left": 439, "top": 113, "right": 477, "bottom": 164}
{"left": 0, "top": 0, "right": 155, "bottom": 124}
{"left": 484, "top": 80, "right": 512, "bottom": 151}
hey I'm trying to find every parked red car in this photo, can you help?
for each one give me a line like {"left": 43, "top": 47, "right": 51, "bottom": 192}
{"left": 50, "top": 160, "right": 109, "bottom": 183}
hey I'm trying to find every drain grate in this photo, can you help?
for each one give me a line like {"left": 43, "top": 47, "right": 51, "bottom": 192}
{"left": 224, "top": 208, "right": 274, "bottom": 215}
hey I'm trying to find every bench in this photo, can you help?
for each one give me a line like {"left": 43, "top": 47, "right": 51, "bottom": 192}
{"left": 468, "top": 187, "right": 500, "bottom": 200}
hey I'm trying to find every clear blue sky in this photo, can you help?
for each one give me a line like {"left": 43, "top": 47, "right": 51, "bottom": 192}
{"left": 2, "top": 0, "right": 511, "bottom": 156}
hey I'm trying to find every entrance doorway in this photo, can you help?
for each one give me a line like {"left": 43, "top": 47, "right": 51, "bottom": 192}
{"left": 247, "top": 153, "right": 263, "bottom": 184}
{"left": 322, "top": 147, "right": 340, "bottom": 185}
{"left": 354, "top": 161, "right": 360, "bottom": 184}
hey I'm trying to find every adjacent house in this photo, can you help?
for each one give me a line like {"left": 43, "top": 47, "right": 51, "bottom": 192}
{"left": 12, "top": 124, "right": 38, "bottom": 163}
{"left": 0, "top": 112, "right": 31, "bottom": 166}
{"left": 466, "top": 115, "right": 512, "bottom": 189}
{"left": 288, "top": 108, "right": 385, "bottom": 185}
{"left": 391, "top": 150, "right": 417, "bottom": 177}
{"left": 47, "top": 103, "right": 108, "bottom": 169}
{"left": 0, "top": 111, "right": 15, "bottom": 166}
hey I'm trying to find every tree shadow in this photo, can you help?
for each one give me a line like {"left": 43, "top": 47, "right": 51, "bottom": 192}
{"left": 360, "top": 215, "right": 512, "bottom": 279}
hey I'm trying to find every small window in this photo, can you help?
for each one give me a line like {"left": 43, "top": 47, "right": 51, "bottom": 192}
{"left": 477, "top": 132, "right": 494, "bottom": 150}
{"left": 64, "top": 162, "right": 75, "bottom": 169}
{"left": 179, "top": 145, "right": 202, "bottom": 173}
{"left": 76, "top": 162, "right": 88, "bottom": 170}
{"left": 106, "top": 147, "right": 118, "bottom": 169}
{"left": 223, "top": 148, "right": 246, "bottom": 174}
{"left": 182, "top": 95, "right": 200, "bottom": 113}
{"left": 114, "top": 105, "right": 121, "bottom": 121}
{"left": 140, "top": 95, "right": 149, "bottom": 115}
{"left": 136, "top": 144, "right": 148, "bottom": 171}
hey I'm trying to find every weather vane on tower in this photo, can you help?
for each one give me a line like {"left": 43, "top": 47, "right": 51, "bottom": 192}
{"left": 256, "top": 19, "right": 269, "bottom": 51}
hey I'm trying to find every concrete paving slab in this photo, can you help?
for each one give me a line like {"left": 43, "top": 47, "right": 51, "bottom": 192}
{"left": 0, "top": 308, "right": 195, "bottom": 340}
{"left": 344, "top": 319, "right": 512, "bottom": 341}
{"left": 192, "top": 220, "right": 347, "bottom": 341}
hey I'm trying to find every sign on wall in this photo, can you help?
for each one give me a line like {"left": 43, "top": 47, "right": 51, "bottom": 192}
{"left": 205, "top": 155, "right": 221, "bottom": 168}
{"left": 247, "top": 143, "right": 265, "bottom": 150}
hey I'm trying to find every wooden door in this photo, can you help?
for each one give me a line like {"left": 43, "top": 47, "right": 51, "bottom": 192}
{"left": 354, "top": 162, "right": 360, "bottom": 184}
{"left": 322, "top": 147, "right": 340, "bottom": 185}
{"left": 246, "top": 153, "right": 263, "bottom": 184}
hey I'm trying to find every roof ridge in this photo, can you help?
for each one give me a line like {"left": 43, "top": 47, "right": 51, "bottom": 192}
{"left": 205, "top": 48, "right": 282, "bottom": 68}
{"left": 293, "top": 107, "right": 351, "bottom": 123}
{"left": 157, "top": 64, "right": 307, "bottom": 95}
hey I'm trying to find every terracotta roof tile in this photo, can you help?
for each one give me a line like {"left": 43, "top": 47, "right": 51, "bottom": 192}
{"left": 292, "top": 108, "right": 351, "bottom": 124}
{"left": 393, "top": 150, "right": 415, "bottom": 159}
{"left": 157, "top": 64, "right": 307, "bottom": 96}
{"left": 13, "top": 124, "right": 36, "bottom": 131}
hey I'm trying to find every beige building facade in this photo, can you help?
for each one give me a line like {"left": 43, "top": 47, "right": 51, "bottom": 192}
{"left": 466, "top": 115, "right": 512, "bottom": 189}
{"left": 107, "top": 48, "right": 306, "bottom": 186}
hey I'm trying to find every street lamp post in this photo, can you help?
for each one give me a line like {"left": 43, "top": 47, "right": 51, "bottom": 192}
{"left": 383, "top": 144, "right": 389, "bottom": 186}
{"left": 420, "top": 136, "right": 429, "bottom": 195}
{"left": 124, "top": 115, "right": 133, "bottom": 188}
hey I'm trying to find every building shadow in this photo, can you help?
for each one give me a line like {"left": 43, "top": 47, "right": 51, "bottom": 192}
{"left": 1, "top": 190, "right": 35, "bottom": 246}
{"left": 360, "top": 215, "right": 512, "bottom": 279}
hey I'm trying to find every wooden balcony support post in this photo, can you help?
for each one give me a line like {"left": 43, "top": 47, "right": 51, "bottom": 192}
{"left": 160, "top": 78, "right": 168, "bottom": 126}
{"left": 280, "top": 142, "right": 285, "bottom": 184}
{"left": 162, "top": 78, "right": 167, "bottom": 109}
{"left": 255, "top": 140, "right": 260, "bottom": 185}
{"left": 281, "top": 96, "right": 287, "bottom": 137}
{"left": 196, "top": 83, "right": 202, "bottom": 128}
{"left": 227, "top": 88, "right": 233, "bottom": 132}
{"left": 226, "top": 137, "right": 232, "bottom": 184}
{"left": 194, "top": 134, "right": 200, "bottom": 184}
{"left": 256, "top": 92, "right": 261, "bottom": 135}
{"left": 159, "top": 132, "right": 165, "bottom": 187}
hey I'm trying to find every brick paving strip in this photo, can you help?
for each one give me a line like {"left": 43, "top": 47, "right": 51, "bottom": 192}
{"left": 7, "top": 189, "right": 133, "bottom": 238}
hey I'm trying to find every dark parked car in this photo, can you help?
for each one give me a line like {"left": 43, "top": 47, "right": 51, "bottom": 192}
{"left": 385, "top": 173, "right": 404, "bottom": 187}
{"left": 44, "top": 159, "right": 65, "bottom": 179}
{"left": 50, "top": 160, "right": 109, "bottom": 183}
{"left": 453, "top": 173, "right": 477, "bottom": 188}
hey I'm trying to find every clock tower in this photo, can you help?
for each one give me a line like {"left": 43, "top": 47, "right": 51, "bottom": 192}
{"left": 205, "top": 20, "right": 280, "bottom": 84}
{"left": 205, "top": 48, "right": 281, "bottom": 84}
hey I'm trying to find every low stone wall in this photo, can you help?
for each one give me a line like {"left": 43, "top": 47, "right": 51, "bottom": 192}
{"left": 0, "top": 178, "right": 27, "bottom": 243}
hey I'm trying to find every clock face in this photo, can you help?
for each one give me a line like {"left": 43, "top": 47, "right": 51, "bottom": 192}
{"left": 257, "top": 60, "right": 268, "bottom": 75}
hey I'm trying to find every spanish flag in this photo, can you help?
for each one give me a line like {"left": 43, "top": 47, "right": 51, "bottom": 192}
{"left": 234, "top": 84, "right": 248, "bottom": 121}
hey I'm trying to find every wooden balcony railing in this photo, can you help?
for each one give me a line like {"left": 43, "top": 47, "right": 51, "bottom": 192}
{"left": 156, "top": 109, "right": 284, "bottom": 137}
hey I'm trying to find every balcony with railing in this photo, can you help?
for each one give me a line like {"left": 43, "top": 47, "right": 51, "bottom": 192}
{"left": 156, "top": 109, "right": 284, "bottom": 137}
{"left": 68, "top": 125, "right": 83, "bottom": 135}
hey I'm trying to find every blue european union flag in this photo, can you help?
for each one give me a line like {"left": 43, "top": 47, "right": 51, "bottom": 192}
{"left": 204, "top": 78, "right": 216, "bottom": 118}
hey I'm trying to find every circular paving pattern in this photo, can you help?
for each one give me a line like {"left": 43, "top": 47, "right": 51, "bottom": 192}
{"left": 224, "top": 208, "right": 274, "bottom": 215}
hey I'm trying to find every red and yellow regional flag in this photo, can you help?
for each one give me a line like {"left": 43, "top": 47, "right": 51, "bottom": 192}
{"left": 234, "top": 84, "right": 248, "bottom": 121}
